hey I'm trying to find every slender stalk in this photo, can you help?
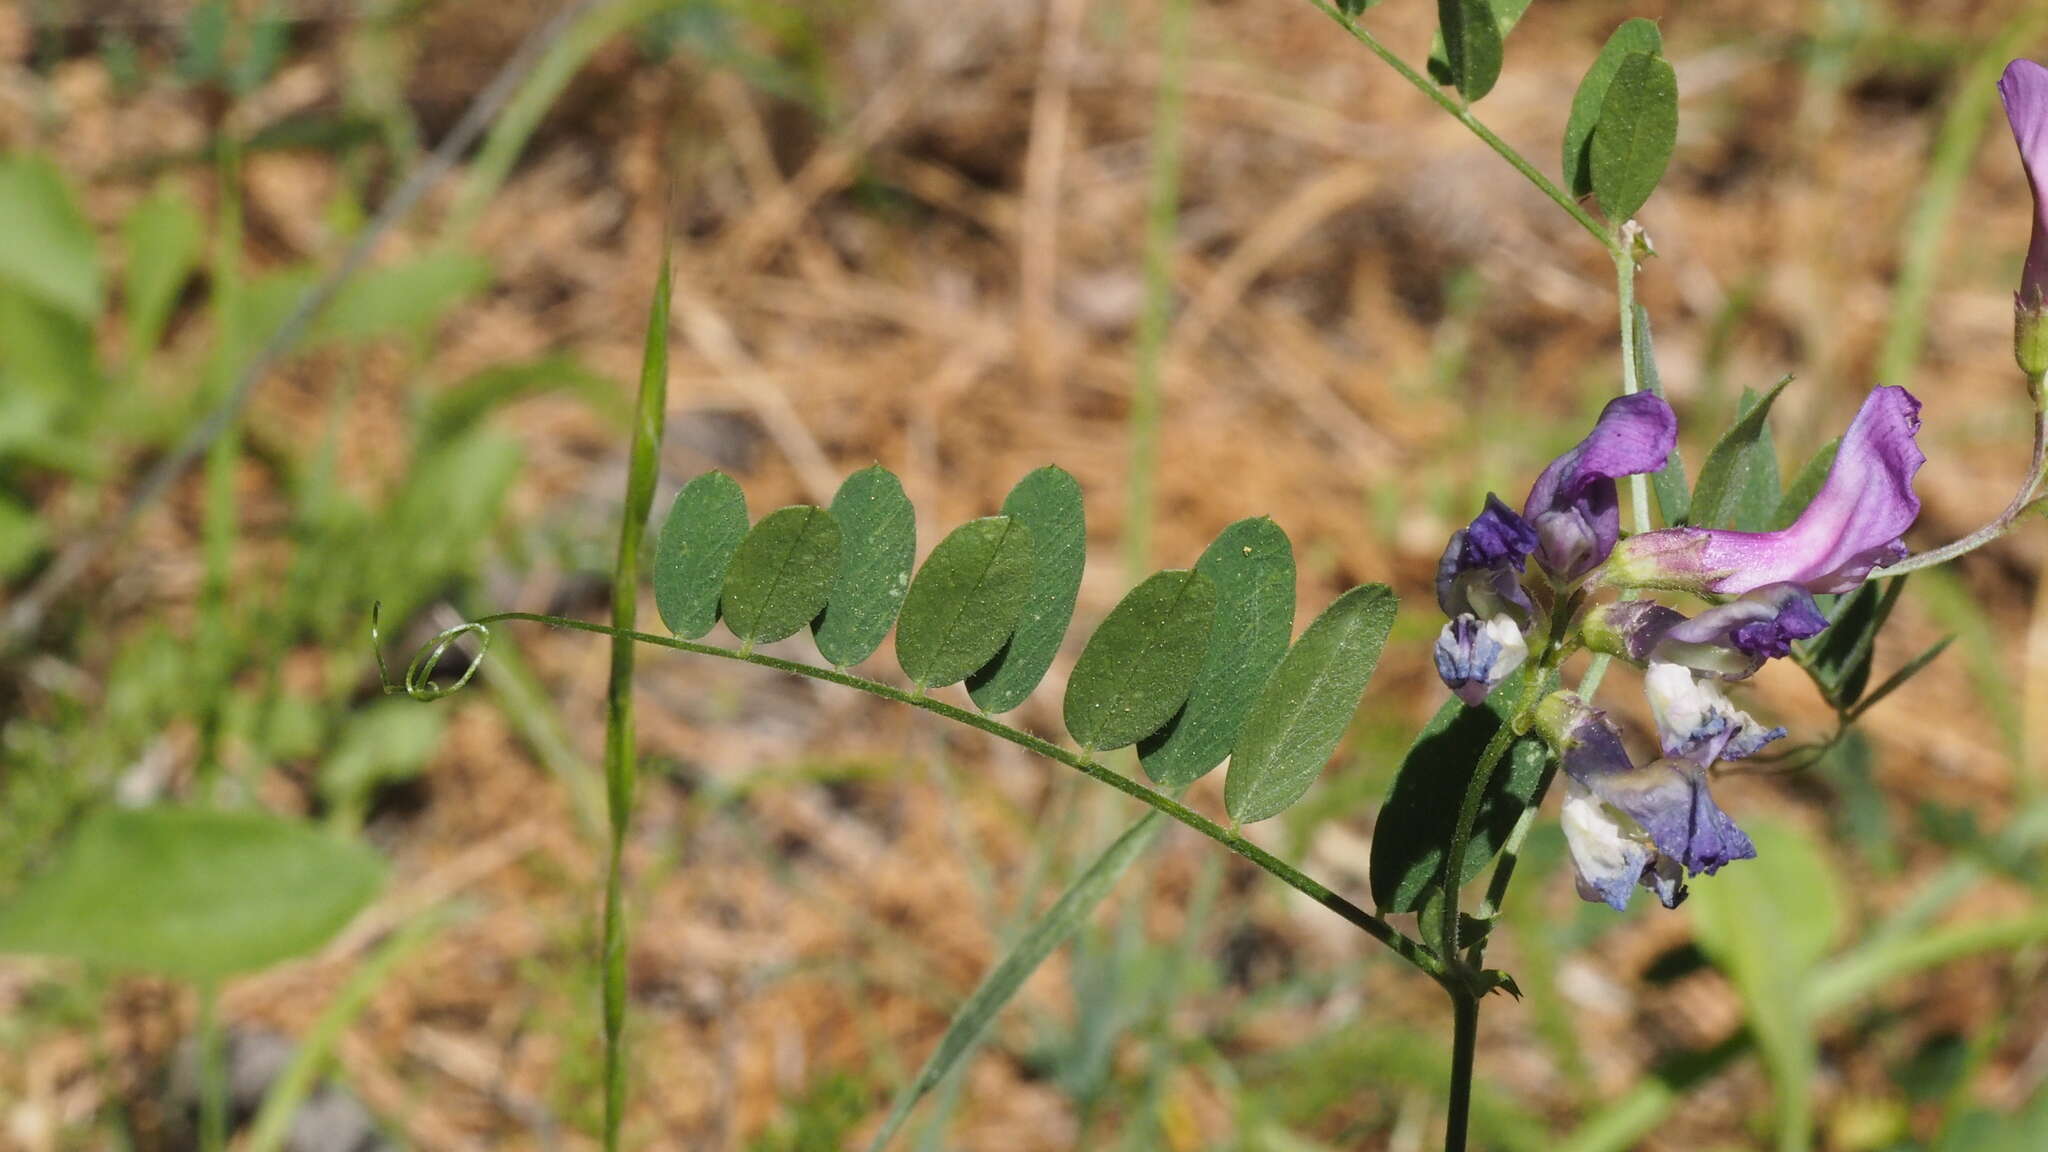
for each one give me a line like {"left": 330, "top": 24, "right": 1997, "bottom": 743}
{"left": 1436, "top": 713, "right": 1519, "bottom": 959}
{"left": 1443, "top": 989, "right": 1479, "bottom": 1152}
{"left": 196, "top": 982, "right": 227, "bottom": 1152}
{"left": 1612, "top": 237, "right": 1653, "bottom": 537}
{"left": 1305, "top": 0, "right": 1618, "bottom": 256}
{"left": 599, "top": 248, "right": 671, "bottom": 1152}
{"left": 394, "top": 610, "right": 1443, "bottom": 979}
{"left": 1883, "top": 399, "right": 2048, "bottom": 575}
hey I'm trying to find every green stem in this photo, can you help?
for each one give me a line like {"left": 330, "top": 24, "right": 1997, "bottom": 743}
{"left": 1437, "top": 712, "right": 1519, "bottom": 960}
{"left": 1307, "top": 1, "right": 1619, "bottom": 256}
{"left": 1443, "top": 988, "right": 1479, "bottom": 1152}
{"left": 197, "top": 982, "right": 227, "bottom": 1152}
{"left": 1882, "top": 398, "right": 2048, "bottom": 575}
{"left": 600, "top": 251, "right": 671, "bottom": 1152}
{"left": 413, "top": 611, "right": 1443, "bottom": 979}
{"left": 1612, "top": 238, "right": 1653, "bottom": 537}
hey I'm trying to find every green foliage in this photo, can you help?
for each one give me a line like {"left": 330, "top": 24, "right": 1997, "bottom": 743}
{"left": 967, "top": 467, "right": 1087, "bottom": 713}
{"left": 1687, "top": 376, "right": 1791, "bottom": 530}
{"left": 655, "top": 471, "right": 750, "bottom": 640}
{"left": 896, "top": 516, "right": 1034, "bottom": 690}
{"left": 320, "top": 700, "right": 448, "bottom": 829}
{"left": 864, "top": 814, "right": 1164, "bottom": 1152}
{"left": 1800, "top": 577, "right": 1906, "bottom": 709}
{"left": 0, "top": 154, "right": 101, "bottom": 320}
{"left": 1589, "top": 51, "right": 1679, "bottom": 221}
{"left": 1225, "top": 584, "right": 1398, "bottom": 825}
{"left": 1063, "top": 569, "right": 1219, "bottom": 753}
{"left": 1370, "top": 681, "right": 1549, "bottom": 913}
{"left": 121, "top": 185, "right": 205, "bottom": 362}
{"left": 721, "top": 505, "right": 843, "bottom": 647}
{"left": 0, "top": 808, "right": 384, "bottom": 981}
{"left": 1632, "top": 306, "right": 1690, "bottom": 525}
{"left": 1427, "top": 1, "right": 1531, "bottom": 96}
{"left": 1688, "top": 822, "right": 1843, "bottom": 1149}
{"left": 813, "top": 465, "right": 916, "bottom": 667}
{"left": 1562, "top": 19, "right": 1664, "bottom": 198}
{"left": 1141, "top": 518, "right": 1296, "bottom": 787}
{"left": 1435, "top": 0, "right": 1505, "bottom": 103}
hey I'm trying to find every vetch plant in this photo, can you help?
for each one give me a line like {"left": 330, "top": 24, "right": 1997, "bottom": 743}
{"left": 365, "top": 12, "right": 2048, "bottom": 1152}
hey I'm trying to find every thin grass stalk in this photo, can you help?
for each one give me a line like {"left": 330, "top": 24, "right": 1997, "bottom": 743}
{"left": 600, "top": 244, "right": 671, "bottom": 1151}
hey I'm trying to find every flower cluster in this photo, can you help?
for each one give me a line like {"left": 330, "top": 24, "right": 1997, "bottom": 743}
{"left": 1433, "top": 386, "right": 1924, "bottom": 910}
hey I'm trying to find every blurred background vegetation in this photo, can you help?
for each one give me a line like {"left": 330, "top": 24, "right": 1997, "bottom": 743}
{"left": 1, "top": 0, "right": 2046, "bottom": 1149}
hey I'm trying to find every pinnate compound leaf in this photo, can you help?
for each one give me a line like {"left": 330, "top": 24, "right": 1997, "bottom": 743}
{"left": 1562, "top": 19, "right": 1663, "bottom": 197}
{"left": 896, "top": 516, "right": 1035, "bottom": 689}
{"left": 1140, "top": 518, "right": 1296, "bottom": 787}
{"left": 1589, "top": 50, "right": 1678, "bottom": 221}
{"left": 654, "top": 472, "right": 749, "bottom": 640}
{"left": 720, "top": 505, "right": 842, "bottom": 646}
{"left": 0, "top": 807, "right": 384, "bottom": 981}
{"left": 1687, "top": 376, "right": 1791, "bottom": 530}
{"left": 968, "top": 467, "right": 1087, "bottom": 713}
{"left": 1226, "top": 584, "right": 1398, "bottom": 825}
{"left": 812, "top": 466, "right": 916, "bottom": 667}
{"left": 863, "top": 812, "right": 1163, "bottom": 1152}
{"left": 1370, "top": 677, "right": 1550, "bottom": 913}
{"left": 1064, "top": 569, "right": 1218, "bottom": 753}
{"left": 1436, "top": 0, "right": 1505, "bottom": 103}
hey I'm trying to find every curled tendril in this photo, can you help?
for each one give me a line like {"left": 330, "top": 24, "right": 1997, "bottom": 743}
{"left": 371, "top": 601, "right": 491, "bottom": 701}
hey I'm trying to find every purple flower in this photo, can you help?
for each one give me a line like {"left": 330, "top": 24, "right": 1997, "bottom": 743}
{"left": 1436, "top": 494, "right": 1539, "bottom": 625}
{"left": 1584, "top": 584, "right": 1828, "bottom": 679}
{"left": 1536, "top": 689, "right": 1759, "bottom": 907}
{"left": 2001, "top": 59, "right": 2048, "bottom": 314}
{"left": 1522, "top": 392, "right": 1678, "bottom": 582}
{"left": 1604, "top": 387, "right": 1924, "bottom": 595}
{"left": 1433, "top": 614, "right": 1528, "bottom": 706}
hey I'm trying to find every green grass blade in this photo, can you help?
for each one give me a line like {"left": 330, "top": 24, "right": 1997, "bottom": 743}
{"left": 720, "top": 506, "right": 843, "bottom": 647}
{"left": 813, "top": 465, "right": 917, "bottom": 667}
{"left": 654, "top": 471, "right": 749, "bottom": 640}
{"left": 1063, "top": 569, "right": 1218, "bottom": 753}
{"left": 1140, "top": 518, "right": 1296, "bottom": 787}
{"left": 864, "top": 812, "right": 1165, "bottom": 1152}
{"left": 968, "top": 468, "right": 1087, "bottom": 713}
{"left": 896, "top": 516, "right": 1035, "bottom": 690}
{"left": 1225, "top": 584, "right": 1397, "bottom": 825}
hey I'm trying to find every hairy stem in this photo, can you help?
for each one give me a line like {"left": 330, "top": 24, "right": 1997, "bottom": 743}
{"left": 1613, "top": 236, "right": 1653, "bottom": 537}
{"left": 1443, "top": 988, "right": 1479, "bottom": 1152}
{"left": 405, "top": 611, "right": 1444, "bottom": 980}
{"left": 1307, "top": 1, "right": 1618, "bottom": 256}
{"left": 1437, "top": 712, "right": 1519, "bottom": 960}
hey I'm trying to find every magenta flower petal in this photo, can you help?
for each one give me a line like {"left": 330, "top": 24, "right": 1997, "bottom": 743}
{"left": 2001, "top": 58, "right": 2048, "bottom": 308}
{"left": 1522, "top": 392, "right": 1678, "bottom": 581}
{"left": 1606, "top": 386, "right": 1924, "bottom": 595}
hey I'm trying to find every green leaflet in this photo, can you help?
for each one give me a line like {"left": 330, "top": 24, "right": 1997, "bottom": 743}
{"left": 0, "top": 154, "right": 100, "bottom": 320}
{"left": 896, "top": 516, "right": 1035, "bottom": 690}
{"left": 968, "top": 467, "right": 1087, "bottom": 713}
{"left": 1225, "top": 584, "right": 1398, "bottom": 825}
{"left": 0, "top": 807, "right": 384, "bottom": 981}
{"left": 1562, "top": 19, "right": 1663, "bottom": 198}
{"left": 1687, "top": 376, "right": 1791, "bottom": 530}
{"left": 1589, "top": 51, "right": 1678, "bottom": 221}
{"left": 1064, "top": 569, "right": 1218, "bottom": 753}
{"left": 813, "top": 465, "right": 917, "bottom": 667}
{"left": 1369, "top": 679, "right": 1550, "bottom": 913}
{"left": 1435, "top": 0, "right": 1505, "bottom": 102}
{"left": 720, "top": 505, "right": 843, "bottom": 646}
{"left": 863, "top": 812, "right": 1163, "bottom": 1152}
{"left": 1427, "top": 0, "right": 1531, "bottom": 93}
{"left": 653, "top": 471, "right": 749, "bottom": 640}
{"left": 1140, "top": 518, "right": 1296, "bottom": 788}
{"left": 1800, "top": 577, "right": 1906, "bottom": 708}
{"left": 1633, "top": 305, "right": 1690, "bottom": 525}
{"left": 122, "top": 186, "right": 204, "bottom": 361}
{"left": 1772, "top": 437, "right": 1840, "bottom": 530}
